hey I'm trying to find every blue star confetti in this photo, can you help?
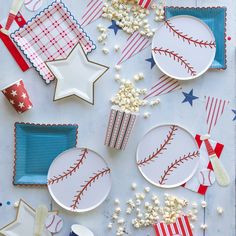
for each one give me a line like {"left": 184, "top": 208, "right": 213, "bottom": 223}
{"left": 145, "top": 55, "right": 156, "bottom": 69}
{"left": 182, "top": 89, "right": 199, "bottom": 106}
{"left": 108, "top": 20, "right": 122, "bottom": 35}
{"left": 232, "top": 109, "right": 236, "bottom": 121}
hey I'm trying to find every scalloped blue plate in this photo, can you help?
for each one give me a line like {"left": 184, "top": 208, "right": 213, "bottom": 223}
{"left": 165, "top": 7, "right": 227, "bottom": 69}
{"left": 14, "top": 123, "right": 78, "bottom": 185}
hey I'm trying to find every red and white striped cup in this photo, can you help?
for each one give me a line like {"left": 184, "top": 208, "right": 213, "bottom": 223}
{"left": 104, "top": 106, "right": 138, "bottom": 150}
{"left": 2, "top": 79, "right": 32, "bottom": 114}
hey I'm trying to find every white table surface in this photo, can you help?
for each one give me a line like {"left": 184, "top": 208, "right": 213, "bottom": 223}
{"left": 0, "top": 0, "right": 235, "bottom": 235}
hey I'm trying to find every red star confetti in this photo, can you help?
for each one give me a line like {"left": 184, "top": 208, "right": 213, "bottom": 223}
{"left": 2, "top": 79, "right": 32, "bottom": 114}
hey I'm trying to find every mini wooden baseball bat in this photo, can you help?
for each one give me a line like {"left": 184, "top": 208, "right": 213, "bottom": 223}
{"left": 34, "top": 205, "right": 48, "bottom": 236}
{"left": 202, "top": 136, "right": 230, "bottom": 187}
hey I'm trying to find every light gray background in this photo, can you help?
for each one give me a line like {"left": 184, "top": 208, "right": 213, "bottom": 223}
{"left": 0, "top": 0, "right": 235, "bottom": 235}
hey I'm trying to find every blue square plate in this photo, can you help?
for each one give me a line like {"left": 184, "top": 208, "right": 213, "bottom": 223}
{"left": 165, "top": 7, "right": 227, "bottom": 70}
{"left": 14, "top": 123, "right": 78, "bottom": 185}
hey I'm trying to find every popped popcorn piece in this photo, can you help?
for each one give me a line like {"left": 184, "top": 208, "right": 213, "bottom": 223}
{"left": 115, "top": 64, "right": 121, "bottom": 71}
{"left": 143, "top": 112, "right": 151, "bottom": 119}
{"left": 115, "top": 198, "right": 120, "bottom": 205}
{"left": 217, "top": 207, "right": 224, "bottom": 215}
{"left": 108, "top": 222, "right": 113, "bottom": 229}
{"left": 131, "top": 182, "right": 137, "bottom": 190}
{"left": 144, "top": 187, "right": 150, "bottom": 193}
{"left": 102, "top": 47, "right": 110, "bottom": 54}
{"left": 114, "top": 45, "right": 120, "bottom": 52}
{"left": 200, "top": 224, "right": 208, "bottom": 230}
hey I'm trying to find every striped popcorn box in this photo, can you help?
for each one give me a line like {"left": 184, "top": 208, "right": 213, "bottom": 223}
{"left": 153, "top": 215, "right": 193, "bottom": 236}
{"left": 104, "top": 106, "right": 138, "bottom": 150}
{"left": 138, "top": 0, "right": 153, "bottom": 9}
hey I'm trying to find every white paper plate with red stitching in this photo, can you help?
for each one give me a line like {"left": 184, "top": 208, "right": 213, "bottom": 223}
{"left": 136, "top": 124, "right": 200, "bottom": 188}
{"left": 152, "top": 15, "right": 216, "bottom": 80}
{"left": 47, "top": 148, "right": 112, "bottom": 212}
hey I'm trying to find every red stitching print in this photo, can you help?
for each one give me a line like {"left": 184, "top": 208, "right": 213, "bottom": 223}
{"left": 137, "top": 125, "right": 178, "bottom": 167}
{"left": 152, "top": 47, "right": 197, "bottom": 77}
{"left": 164, "top": 20, "right": 216, "bottom": 49}
{"left": 70, "top": 168, "right": 111, "bottom": 210}
{"left": 48, "top": 148, "right": 88, "bottom": 185}
{"left": 159, "top": 151, "right": 200, "bottom": 185}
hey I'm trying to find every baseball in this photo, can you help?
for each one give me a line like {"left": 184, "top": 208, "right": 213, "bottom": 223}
{"left": 47, "top": 148, "right": 112, "bottom": 213}
{"left": 45, "top": 214, "right": 63, "bottom": 233}
{"left": 24, "top": 0, "right": 43, "bottom": 12}
{"left": 198, "top": 169, "right": 216, "bottom": 186}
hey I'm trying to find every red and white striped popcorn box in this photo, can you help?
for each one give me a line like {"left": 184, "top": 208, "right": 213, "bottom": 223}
{"left": 138, "top": 0, "right": 153, "bottom": 9}
{"left": 2, "top": 79, "right": 32, "bottom": 114}
{"left": 104, "top": 106, "right": 138, "bottom": 150}
{"left": 153, "top": 215, "right": 193, "bottom": 236}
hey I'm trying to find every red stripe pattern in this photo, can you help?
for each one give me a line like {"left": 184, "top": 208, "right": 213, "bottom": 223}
{"left": 205, "top": 96, "right": 229, "bottom": 134}
{"left": 11, "top": 1, "right": 95, "bottom": 83}
{"left": 154, "top": 216, "right": 193, "bottom": 236}
{"left": 104, "top": 107, "right": 137, "bottom": 150}
{"left": 117, "top": 31, "right": 151, "bottom": 64}
{"left": 144, "top": 74, "right": 182, "bottom": 99}
{"left": 80, "top": 0, "right": 104, "bottom": 27}
{"left": 138, "top": 0, "right": 152, "bottom": 9}
{"left": 182, "top": 134, "right": 224, "bottom": 195}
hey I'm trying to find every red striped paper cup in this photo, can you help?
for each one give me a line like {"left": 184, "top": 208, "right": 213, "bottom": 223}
{"left": 2, "top": 79, "right": 32, "bottom": 114}
{"left": 104, "top": 106, "right": 138, "bottom": 150}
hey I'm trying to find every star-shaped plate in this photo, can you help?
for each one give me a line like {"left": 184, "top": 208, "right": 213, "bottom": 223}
{"left": 0, "top": 199, "right": 56, "bottom": 236}
{"left": 46, "top": 43, "right": 109, "bottom": 104}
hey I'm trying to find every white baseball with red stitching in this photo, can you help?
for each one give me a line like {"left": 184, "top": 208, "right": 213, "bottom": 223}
{"left": 45, "top": 214, "right": 63, "bottom": 233}
{"left": 198, "top": 169, "right": 216, "bottom": 186}
{"left": 24, "top": 0, "right": 43, "bottom": 12}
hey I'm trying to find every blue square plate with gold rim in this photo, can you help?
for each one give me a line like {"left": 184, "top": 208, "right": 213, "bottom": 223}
{"left": 14, "top": 123, "right": 78, "bottom": 185}
{"left": 165, "top": 7, "right": 227, "bottom": 70}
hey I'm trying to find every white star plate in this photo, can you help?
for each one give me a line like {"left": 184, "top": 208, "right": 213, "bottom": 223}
{"left": 46, "top": 43, "right": 109, "bottom": 104}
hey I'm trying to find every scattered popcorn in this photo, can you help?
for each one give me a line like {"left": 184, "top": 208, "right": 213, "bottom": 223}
{"left": 114, "top": 45, "right": 120, "bottom": 52}
{"left": 151, "top": 3, "right": 158, "bottom": 9}
{"left": 133, "top": 73, "right": 145, "bottom": 82}
{"left": 135, "top": 199, "right": 141, "bottom": 206}
{"left": 115, "top": 64, "right": 121, "bottom": 71}
{"left": 14, "top": 201, "right": 19, "bottom": 208}
{"left": 115, "top": 198, "right": 120, "bottom": 205}
{"left": 117, "top": 218, "right": 125, "bottom": 224}
{"left": 97, "top": 24, "right": 108, "bottom": 43}
{"left": 102, "top": 47, "right": 110, "bottom": 54}
{"left": 144, "top": 187, "right": 150, "bottom": 193}
{"left": 201, "top": 201, "right": 207, "bottom": 208}
{"left": 108, "top": 222, "right": 113, "bottom": 229}
{"left": 154, "top": 5, "right": 165, "bottom": 22}
{"left": 143, "top": 112, "right": 151, "bottom": 119}
{"left": 131, "top": 182, "right": 137, "bottom": 190}
{"left": 114, "top": 74, "right": 121, "bottom": 81}
{"left": 150, "top": 99, "right": 160, "bottom": 106}
{"left": 217, "top": 207, "right": 224, "bottom": 215}
{"left": 102, "top": 0, "right": 155, "bottom": 37}
{"left": 115, "top": 207, "right": 122, "bottom": 214}
{"left": 190, "top": 223, "right": 194, "bottom": 230}
{"left": 112, "top": 213, "right": 118, "bottom": 220}
{"left": 200, "top": 224, "right": 208, "bottom": 230}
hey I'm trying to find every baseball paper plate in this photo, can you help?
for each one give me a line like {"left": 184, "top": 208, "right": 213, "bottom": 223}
{"left": 152, "top": 15, "right": 216, "bottom": 80}
{"left": 47, "top": 148, "right": 112, "bottom": 213}
{"left": 165, "top": 7, "right": 227, "bottom": 70}
{"left": 136, "top": 124, "right": 200, "bottom": 188}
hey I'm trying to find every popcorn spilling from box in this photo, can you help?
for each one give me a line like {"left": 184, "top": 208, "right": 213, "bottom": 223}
{"left": 110, "top": 80, "right": 146, "bottom": 113}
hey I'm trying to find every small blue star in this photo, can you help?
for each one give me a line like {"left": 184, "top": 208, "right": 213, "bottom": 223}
{"left": 182, "top": 89, "right": 199, "bottom": 106}
{"left": 108, "top": 20, "right": 122, "bottom": 35}
{"left": 145, "top": 55, "right": 156, "bottom": 69}
{"left": 232, "top": 109, "right": 236, "bottom": 121}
